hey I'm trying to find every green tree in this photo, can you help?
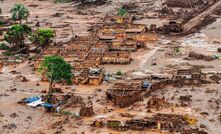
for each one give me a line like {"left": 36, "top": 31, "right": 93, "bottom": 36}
{"left": 10, "top": 3, "right": 29, "bottom": 25}
{"left": 4, "top": 24, "right": 31, "bottom": 48}
{"left": 31, "top": 28, "right": 55, "bottom": 47}
{"left": 39, "top": 56, "right": 72, "bottom": 92}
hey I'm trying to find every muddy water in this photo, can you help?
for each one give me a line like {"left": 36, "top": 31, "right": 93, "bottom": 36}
{"left": 202, "top": 18, "right": 221, "bottom": 41}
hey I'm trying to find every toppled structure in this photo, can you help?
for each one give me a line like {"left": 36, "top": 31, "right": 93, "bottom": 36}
{"left": 106, "top": 82, "right": 144, "bottom": 107}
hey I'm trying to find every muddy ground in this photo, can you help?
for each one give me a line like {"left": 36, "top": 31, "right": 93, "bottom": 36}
{"left": 0, "top": 0, "right": 221, "bottom": 134}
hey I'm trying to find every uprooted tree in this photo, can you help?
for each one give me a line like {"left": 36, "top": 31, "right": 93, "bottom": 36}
{"left": 30, "top": 28, "right": 55, "bottom": 47}
{"left": 10, "top": 3, "right": 29, "bottom": 25}
{"left": 39, "top": 56, "right": 72, "bottom": 92}
{"left": 4, "top": 24, "right": 31, "bottom": 49}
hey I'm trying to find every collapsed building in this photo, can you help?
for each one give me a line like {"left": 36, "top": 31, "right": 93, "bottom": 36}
{"left": 101, "top": 51, "right": 131, "bottom": 64}
{"left": 73, "top": 67, "right": 104, "bottom": 85}
{"left": 106, "top": 81, "right": 146, "bottom": 107}
{"left": 173, "top": 67, "right": 203, "bottom": 87}
{"left": 157, "top": 21, "right": 183, "bottom": 34}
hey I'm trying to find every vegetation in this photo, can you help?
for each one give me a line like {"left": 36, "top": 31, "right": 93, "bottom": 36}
{"left": 116, "top": 70, "right": 122, "bottom": 76}
{"left": 0, "top": 43, "right": 9, "bottom": 50}
{"left": 117, "top": 8, "right": 128, "bottom": 16}
{"left": 39, "top": 56, "right": 72, "bottom": 92}
{"left": 31, "top": 28, "right": 55, "bottom": 47}
{"left": 2, "top": 51, "right": 13, "bottom": 56}
{"left": 10, "top": 4, "right": 29, "bottom": 25}
{"left": 4, "top": 24, "right": 31, "bottom": 48}
{"left": 174, "top": 47, "right": 180, "bottom": 53}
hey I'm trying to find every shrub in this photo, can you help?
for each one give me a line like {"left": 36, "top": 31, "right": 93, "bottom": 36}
{"left": 0, "top": 43, "right": 9, "bottom": 50}
{"left": 116, "top": 70, "right": 122, "bottom": 76}
{"left": 31, "top": 28, "right": 55, "bottom": 47}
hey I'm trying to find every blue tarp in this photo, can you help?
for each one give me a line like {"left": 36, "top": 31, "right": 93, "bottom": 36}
{"left": 25, "top": 96, "right": 41, "bottom": 103}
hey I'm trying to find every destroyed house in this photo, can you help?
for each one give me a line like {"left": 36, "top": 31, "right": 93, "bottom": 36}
{"left": 125, "top": 26, "right": 148, "bottom": 39}
{"left": 84, "top": 42, "right": 110, "bottom": 65}
{"left": 132, "top": 33, "right": 158, "bottom": 43}
{"left": 152, "top": 114, "right": 190, "bottom": 132}
{"left": 63, "top": 41, "right": 93, "bottom": 62}
{"left": 110, "top": 40, "right": 137, "bottom": 52}
{"left": 101, "top": 51, "right": 131, "bottom": 64}
{"left": 173, "top": 68, "right": 202, "bottom": 86}
{"left": 106, "top": 82, "right": 143, "bottom": 107}
{"left": 158, "top": 21, "right": 183, "bottom": 33}
{"left": 71, "top": 60, "right": 98, "bottom": 71}
{"left": 73, "top": 68, "right": 104, "bottom": 85}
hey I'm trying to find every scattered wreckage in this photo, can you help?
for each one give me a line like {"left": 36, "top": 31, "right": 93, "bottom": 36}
{"left": 92, "top": 113, "right": 207, "bottom": 133}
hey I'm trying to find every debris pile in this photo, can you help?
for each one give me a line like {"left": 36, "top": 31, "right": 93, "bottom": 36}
{"left": 92, "top": 114, "right": 207, "bottom": 133}
{"left": 146, "top": 97, "right": 171, "bottom": 109}
{"left": 79, "top": 106, "right": 94, "bottom": 117}
{"left": 187, "top": 51, "right": 214, "bottom": 61}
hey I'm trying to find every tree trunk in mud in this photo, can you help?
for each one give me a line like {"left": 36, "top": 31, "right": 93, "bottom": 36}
{"left": 49, "top": 79, "right": 53, "bottom": 93}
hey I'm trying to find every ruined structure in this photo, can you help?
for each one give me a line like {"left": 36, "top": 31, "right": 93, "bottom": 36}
{"left": 146, "top": 97, "right": 170, "bottom": 109}
{"left": 93, "top": 114, "right": 205, "bottom": 133}
{"left": 173, "top": 68, "right": 202, "bottom": 87}
{"left": 106, "top": 82, "right": 143, "bottom": 107}
{"left": 73, "top": 67, "right": 104, "bottom": 85}
{"left": 158, "top": 21, "right": 183, "bottom": 34}
{"left": 188, "top": 51, "right": 214, "bottom": 61}
{"left": 101, "top": 52, "right": 131, "bottom": 64}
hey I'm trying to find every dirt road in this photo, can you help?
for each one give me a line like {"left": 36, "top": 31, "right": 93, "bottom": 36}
{"left": 183, "top": 0, "right": 221, "bottom": 32}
